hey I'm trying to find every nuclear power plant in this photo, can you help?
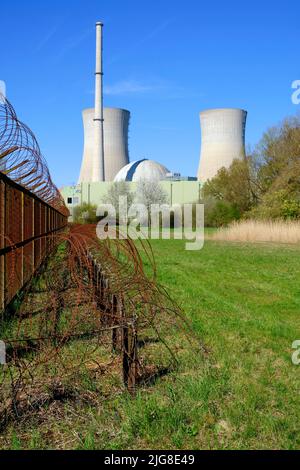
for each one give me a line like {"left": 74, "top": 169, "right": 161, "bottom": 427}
{"left": 197, "top": 108, "right": 247, "bottom": 182}
{"left": 61, "top": 21, "right": 249, "bottom": 215}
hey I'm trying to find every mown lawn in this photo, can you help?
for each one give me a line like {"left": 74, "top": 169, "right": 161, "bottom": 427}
{"left": 3, "top": 238, "right": 300, "bottom": 449}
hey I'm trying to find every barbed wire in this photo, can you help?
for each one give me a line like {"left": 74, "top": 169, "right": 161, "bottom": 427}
{"left": 0, "top": 92, "right": 68, "bottom": 215}
{"left": 0, "top": 224, "right": 203, "bottom": 431}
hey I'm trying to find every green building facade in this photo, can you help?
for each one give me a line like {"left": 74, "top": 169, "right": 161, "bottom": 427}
{"left": 60, "top": 181, "right": 201, "bottom": 220}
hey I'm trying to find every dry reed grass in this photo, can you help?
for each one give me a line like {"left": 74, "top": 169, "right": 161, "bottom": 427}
{"left": 210, "top": 219, "right": 300, "bottom": 244}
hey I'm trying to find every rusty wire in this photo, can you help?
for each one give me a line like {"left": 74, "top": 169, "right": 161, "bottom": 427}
{"left": 0, "top": 224, "right": 200, "bottom": 431}
{"left": 0, "top": 92, "right": 68, "bottom": 215}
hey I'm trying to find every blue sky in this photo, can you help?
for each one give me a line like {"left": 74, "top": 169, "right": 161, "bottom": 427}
{"left": 1, "top": 0, "right": 299, "bottom": 187}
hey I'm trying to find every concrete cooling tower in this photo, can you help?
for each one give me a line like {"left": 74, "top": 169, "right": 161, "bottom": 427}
{"left": 78, "top": 107, "right": 130, "bottom": 183}
{"left": 197, "top": 108, "right": 247, "bottom": 182}
{"left": 103, "top": 107, "right": 130, "bottom": 181}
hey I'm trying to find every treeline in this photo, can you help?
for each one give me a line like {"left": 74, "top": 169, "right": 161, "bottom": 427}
{"left": 202, "top": 114, "right": 300, "bottom": 226}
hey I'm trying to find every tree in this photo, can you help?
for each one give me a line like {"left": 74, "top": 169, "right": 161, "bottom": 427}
{"left": 254, "top": 115, "right": 300, "bottom": 193}
{"left": 102, "top": 181, "right": 134, "bottom": 208}
{"left": 134, "top": 179, "right": 169, "bottom": 228}
{"left": 249, "top": 114, "right": 300, "bottom": 219}
{"left": 101, "top": 181, "right": 134, "bottom": 225}
{"left": 134, "top": 179, "right": 169, "bottom": 210}
{"left": 202, "top": 157, "right": 259, "bottom": 216}
{"left": 249, "top": 158, "right": 300, "bottom": 220}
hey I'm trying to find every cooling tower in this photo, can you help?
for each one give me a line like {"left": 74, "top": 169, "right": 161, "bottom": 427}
{"left": 197, "top": 108, "right": 247, "bottom": 182}
{"left": 103, "top": 107, "right": 130, "bottom": 181}
{"left": 78, "top": 109, "right": 95, "bottom": 183}
{"left": 78, "top": 107, "right": 130, "bottom": 183}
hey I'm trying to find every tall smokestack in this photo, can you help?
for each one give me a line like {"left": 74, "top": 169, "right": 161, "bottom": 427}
{"left": 93, "top": 21, "right": 105, "bottom": 181}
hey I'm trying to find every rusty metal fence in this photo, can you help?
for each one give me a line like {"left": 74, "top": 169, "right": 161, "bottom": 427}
{"left": 0, "top": 171, "right": 68, "bottom": 311}
{"left": 0, "top": 92, "right": 68, "bottom": 312}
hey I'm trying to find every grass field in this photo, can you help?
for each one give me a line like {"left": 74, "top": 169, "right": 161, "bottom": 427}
{"left": 2, "top": 238, "right": 300, "bottom": 449}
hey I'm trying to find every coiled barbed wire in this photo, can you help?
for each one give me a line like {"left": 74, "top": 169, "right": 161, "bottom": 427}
{"left": 0, "top": 92, "right": 68, "bottom": 215}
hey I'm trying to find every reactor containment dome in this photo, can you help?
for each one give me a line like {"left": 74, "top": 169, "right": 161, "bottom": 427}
{"left": 197, "top": 108, "right": 247, "bottom": 182}
{"left": 114, "top": 159, "right": 169, "bottom": 182}
{"left": 78, "top": 107, "right": 130, "bottom": 183}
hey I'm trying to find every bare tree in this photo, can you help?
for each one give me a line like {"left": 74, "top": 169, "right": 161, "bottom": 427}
{"left": 101, "top": 181, "right": 134, "bottom": 224}
{"left": 102, "top": 181, "right": 134, "bottom": 208}
{"left": 133, "top": 179, "right": 170, "bottom": 228}
{"left": 134, "top": 179, "right": 169, "bottom": 210}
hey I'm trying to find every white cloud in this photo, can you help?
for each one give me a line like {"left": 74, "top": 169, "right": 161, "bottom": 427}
{"left": 103, "top": 80, "right": 161, "bottom": 96}
{"left": 102, "top": 78, "right": 205, "bottom": 100}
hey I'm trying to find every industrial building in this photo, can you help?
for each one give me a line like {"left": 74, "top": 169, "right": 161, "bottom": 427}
{"left": 197, "top": 108, "right": 247, "bottom": 182}
{"left": 61, "top": 180, "right": 201, "bottom": 220}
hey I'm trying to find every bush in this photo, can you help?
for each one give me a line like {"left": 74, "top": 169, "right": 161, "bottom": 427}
{"left": 203, "top": 198, "right": 240, "bottom": 227}
{"left": 249, "top": 189, "right": 300, "bottom": 220}
{"left": 282, "top": 199, "right": 300, "bottom": 219}
{"left": 73, "top": 203, "right": 99, "bottom": 224}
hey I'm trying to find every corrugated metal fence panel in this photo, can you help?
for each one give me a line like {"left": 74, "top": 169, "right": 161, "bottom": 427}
{"left": 34, "top": 200, "right": 41, "bottom": 269}
{"left": 0, "top": 172, "right": 68, "bottom": 311}
{"left": 6, "top": 184, "right": 23, "bottom": 245}
{"left": 0, "top": 179, "right": 5, "bottom": 310}
{"left": 5, "top": 248, "right": 23, "bottom": 305}
{"left": 23, "top": 194, "right": 34, "bottom": 284}
{"left": 5, "top": 185, "right": 23, "bottom": 305}
{"left": 40, "top": 203, "right": 46, "bottom": 260}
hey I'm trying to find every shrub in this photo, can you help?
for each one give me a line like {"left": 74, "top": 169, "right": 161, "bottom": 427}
{"left": 203, "top": 198, "right": 240, "bottom": 227}
{"left": 73, "top": 203, "right": 99, "bottom": 224}
{"left": 250, "top": 189, "right": 300, "bottom": 220}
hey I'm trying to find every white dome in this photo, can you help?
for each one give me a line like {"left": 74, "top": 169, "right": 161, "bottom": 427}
{"left": 114, "top": 159, "right": 169, "bottom": 182}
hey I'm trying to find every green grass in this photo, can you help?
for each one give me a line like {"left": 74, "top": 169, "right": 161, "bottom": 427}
{"left": 135, "top": 239, "right": 300, "bottom": 449}
{"left": 2, "top": 239, "right": 300, "bottom": 449}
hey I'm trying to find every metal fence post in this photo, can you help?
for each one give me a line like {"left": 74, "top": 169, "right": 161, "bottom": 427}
{"left": 123, "top": 317, "right": 137, "bottom": 393}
